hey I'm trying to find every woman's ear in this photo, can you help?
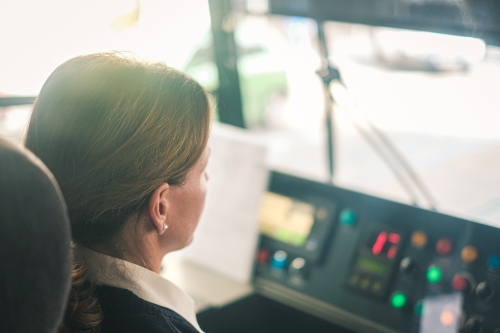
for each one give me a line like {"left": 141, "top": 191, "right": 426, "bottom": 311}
{"left": 148, "top": 182, "right": 170, "bottom": 235}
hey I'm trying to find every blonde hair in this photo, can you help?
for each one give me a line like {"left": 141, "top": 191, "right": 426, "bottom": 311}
{"left": 25, "top": 52, "right": 212, "bottom": 332}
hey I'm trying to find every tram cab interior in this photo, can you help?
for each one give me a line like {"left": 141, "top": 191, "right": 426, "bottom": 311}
{"left": 1, "top": 1, "right": 500, "bottom": 332}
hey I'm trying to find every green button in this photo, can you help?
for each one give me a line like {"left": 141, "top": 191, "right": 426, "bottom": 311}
{"left": 427, "top": 266, "right": 442, "bottom": 283}
{"left": 391, "top": 292, "right": 407, "bottom": 309}
{"left": 339, "top": 208, "right": 357, "bottom": 226}
{"left": 414, "top": 300, "right": 424, "bottom": 317}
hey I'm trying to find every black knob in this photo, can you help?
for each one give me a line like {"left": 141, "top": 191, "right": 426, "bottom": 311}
{"left": 464, "top": 317, "right": 483, "bottom": 333}
{"left": 399, "top": 256, "right": 414, "bottom": 273}
{"left": 476, "top": 281, "right": 495, "bottom": 302}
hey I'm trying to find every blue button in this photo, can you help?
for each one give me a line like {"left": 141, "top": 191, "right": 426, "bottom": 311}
{"left": 271, "top": 250, "right": 288, "bottom": 269}
{"left": 339, "top": 208, "right": 357, "bottom": 226}
{"left": 488, "top": 255, "right": 500, "bottom": 271}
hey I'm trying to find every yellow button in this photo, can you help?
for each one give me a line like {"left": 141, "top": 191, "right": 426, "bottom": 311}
{"left": 461, "top": 246, "right": 478, "bottom": 264}
{"left": 412, "top": 231, "right": 428, "bottom": 249}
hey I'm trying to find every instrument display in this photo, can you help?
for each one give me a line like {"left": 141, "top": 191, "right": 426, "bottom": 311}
{"left": 356, "top": 257, "right": 388, "bottom": 275}
{"left": 369, "top": 230, "right": 402, "bottom": 260}
{"left": 259, "top": 192, "right": 316, "bottom": 247}
{"left": 348, "top": 227, "right": 404, "bottom": 298}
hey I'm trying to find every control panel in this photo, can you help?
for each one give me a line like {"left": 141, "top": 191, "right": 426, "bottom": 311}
{"left": 253, "top": 171, "right": 500, "bottom": 333}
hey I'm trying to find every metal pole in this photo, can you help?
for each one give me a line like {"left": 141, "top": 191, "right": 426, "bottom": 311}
{"left": 316, "top": 21, "right": 340, "bottom": 183}
{"left": 208, "top": 0, "right": 246, "bottom": 128}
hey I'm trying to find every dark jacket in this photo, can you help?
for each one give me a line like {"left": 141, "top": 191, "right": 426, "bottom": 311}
{"left": 95, "top": 285, "right": 201, "bottom": 333}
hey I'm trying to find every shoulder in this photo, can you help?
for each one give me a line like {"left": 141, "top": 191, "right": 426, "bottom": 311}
{"left": 95, "top": 285, "right": 200, "bottom": 333}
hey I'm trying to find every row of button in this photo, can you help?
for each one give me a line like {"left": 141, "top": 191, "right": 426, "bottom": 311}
{"left": 402, "top": 254, "right": 500, "bottom": 281}
{"left": 411, "top": 232, "right": 456, "bottom": 257}
{"left": 348, "top": 274, "right": 383, "bottom": 293}
{"left": 401, "top": 258, "right": 497, "bottom": 301}
{"left": 258, "top": 249, "right": 309, "bottom": 276}
{"left": 411, "top": 232, "right": 500, "bottom": 271}
{"left": 339, "top": 208, "right": 500, "bottom": 269}
{"left": 400, "top": 250, "right": 500, "bottom": 273}
{"left": 431, "top": 268, "right": 496, "bottom": 302}
{"left": 392, "top": 278, "right": 495, "bottom": 312}
{"left": 339, "top": 208, "right": 488, "bottom": 262}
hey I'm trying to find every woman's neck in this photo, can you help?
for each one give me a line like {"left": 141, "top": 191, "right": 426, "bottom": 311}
{"left": 88, "top": 223, "right": 165, "bottom": 274}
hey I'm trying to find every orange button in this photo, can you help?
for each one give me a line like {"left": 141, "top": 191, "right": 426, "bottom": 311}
{"left": 412, "top": 231, "right": 428, "bottom": 249}
{"left": 461, "top": 246, "right": 478, "bottom": 264}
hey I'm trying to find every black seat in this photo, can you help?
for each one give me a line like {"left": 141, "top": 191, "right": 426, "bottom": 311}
{"left": 0, "top": 138, "right": 72, "bottom": 333}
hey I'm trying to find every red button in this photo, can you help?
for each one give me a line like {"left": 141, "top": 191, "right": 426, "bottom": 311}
{"left": 257, "top": 248, "right": 270, "bottom": 264}
{"left": 452, "top": 275, "right": 468, "bottom": 292}
{"left": 436, "top": 238, "right": 453, "bottom": 256}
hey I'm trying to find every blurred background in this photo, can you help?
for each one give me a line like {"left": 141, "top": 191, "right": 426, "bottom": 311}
{"left": 1, "top": 0, "right": 500, "bottom": 226}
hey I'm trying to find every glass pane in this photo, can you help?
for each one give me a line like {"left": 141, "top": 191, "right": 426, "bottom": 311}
{"left": 235, "top": 12, "right": 500, "bottom": 226}
{"left": 0, "top": 106, "right": 31, "bottom": 144}
{"left": 0, "top": 0, "right": 211, "bottom": 95}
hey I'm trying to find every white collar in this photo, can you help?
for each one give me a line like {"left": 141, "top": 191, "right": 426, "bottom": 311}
{"left": 82, "top": 247, "right": 203, "bottom": 332}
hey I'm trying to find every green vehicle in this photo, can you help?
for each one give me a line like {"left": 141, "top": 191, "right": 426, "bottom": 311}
{"left": 183, "top": 25, "right": 289, "bottom": 128}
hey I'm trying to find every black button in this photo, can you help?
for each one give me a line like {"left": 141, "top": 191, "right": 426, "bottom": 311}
{"left": 464, "top": 317, "right": 482, "bottom": 333}
{"left": 476, "top": 281, "right": 495, "bottom": 302}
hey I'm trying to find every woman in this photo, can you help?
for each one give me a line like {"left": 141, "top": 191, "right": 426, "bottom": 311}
{"left": 25, "top": 52, "right": 212, "bottom": 333}
{"left": 0, "top": 138, "right": 72, "bottom": 333}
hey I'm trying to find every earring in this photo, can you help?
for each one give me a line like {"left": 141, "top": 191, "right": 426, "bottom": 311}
{"left": 162, "top": 223, "right": 168, "bottom": 232}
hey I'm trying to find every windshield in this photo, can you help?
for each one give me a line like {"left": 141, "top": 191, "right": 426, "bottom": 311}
{"left": 1, "top": 1, "right": 499, "bottom": 228}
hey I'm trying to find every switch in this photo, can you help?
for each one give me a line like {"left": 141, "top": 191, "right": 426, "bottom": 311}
{"left": 475, "top": 281, "right": 495, "bottom": 303}
{"left": 399, "top": 256, "right": 414, "bottom": 274}
{"left": 464, "top": 317, "right": 483, "bottom": 333}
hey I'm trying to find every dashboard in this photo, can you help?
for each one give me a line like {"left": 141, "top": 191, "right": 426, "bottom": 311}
{"left": 198, "top": 171, "right": 500, "bottom": 333}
